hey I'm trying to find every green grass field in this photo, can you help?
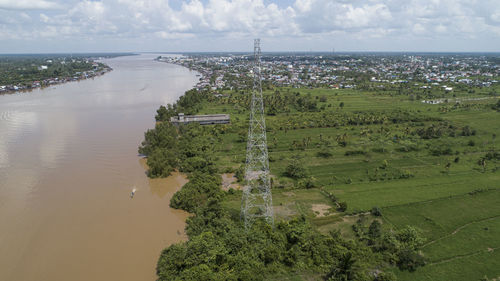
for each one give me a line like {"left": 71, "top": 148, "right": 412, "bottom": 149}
{"left": 200, "top": 86, "right": 500, "bottom": 280}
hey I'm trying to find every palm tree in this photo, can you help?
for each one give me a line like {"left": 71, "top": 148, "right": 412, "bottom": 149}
{"left": 327, "top": 252, "right": 357, "bottom": 281}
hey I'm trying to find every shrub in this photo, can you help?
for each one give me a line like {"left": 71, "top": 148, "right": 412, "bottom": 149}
{"left": 146, "top": 148, "right": 177, "bottom": 178}
{"left": 298, "top": 177, "right": 316, "bottom": 189}
{"left": 317, "top": 148, "right": 333, "bottom": 158}
{"left": 371, "top": 207, "right": 382, "bottom": 217}
{"left": 170, "top": 172, "right": 223, "bottom": 212}
{"left": 338, "top": 201, "right": 348, "bottom": 212}
{"left": 371, "top": 147, "right": 386, "bottom": 153}
{"left": 462, "top": 125, "right": 476, "bottom": 136}
{"left": 284, "top": 159, "right": 308, "bottom": 179}
{"left": 492, "top": 100, "right": 500, "bottom": 111}
{"left": 397, "top": 248, "right": 426, "bottom": 271}
{"left": 430, "top": 145, "right": 453, "bottom": 156}
{"left": 344, "top": 150, "right": 366, "bottom": 156}
{"left": 234, "top": 165, "right": 245, "bottom": 182}
{"left": 368, "top": 220, "right": 382, "bottom": 240}
{"left": 485, "top": 151, "right": 500, "bottom": 160}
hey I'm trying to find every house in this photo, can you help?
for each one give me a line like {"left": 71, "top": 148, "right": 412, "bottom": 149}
{"left": 170, "top": 113, "right": 230, "bottom": 125}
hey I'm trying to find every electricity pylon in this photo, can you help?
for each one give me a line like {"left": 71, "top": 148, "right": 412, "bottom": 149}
{"left": 241, "top": 39, "right": 274, "bottom": 229}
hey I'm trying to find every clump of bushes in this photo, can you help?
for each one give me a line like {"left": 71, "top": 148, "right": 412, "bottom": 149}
{"left": 492, "top": 99, "right": 500, "bottom": 111}
{"left": 284, "top": 159, "right": 308, "bottom": 179}
{"left": 337, "top": 201, "right": 348, "bottom": 212}
{"left": 461, "top": 125, "right": 477, "bottom": 136}
{"left": 170, "top": 172, "right": 223, "bottom": 212}
{"left": 317, "top": 147, "right": 334, "bottom": 158}
{"left": 234, "top": 165, "right": 245, "bottom": 182}
{"left": 371, "top": 206, "right": 382, "bottom": 217}
{"left": 298, "top": 177, "right": 317, "bottom": 189}
{"left": 429, "top": 145, "right": 453, "bottom": 156}
{"left": 484, "top": 151, "right": 500, "bottom": 160}
{"left": 367, "top": 161, "right": 414, "bottom": 182}
{"left": 345, "top": 150, "right": 367, "bottom": 156}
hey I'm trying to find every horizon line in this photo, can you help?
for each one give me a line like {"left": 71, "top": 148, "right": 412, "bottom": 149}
{"left": 1, "top": 51, "right": 500, "bottom": 55}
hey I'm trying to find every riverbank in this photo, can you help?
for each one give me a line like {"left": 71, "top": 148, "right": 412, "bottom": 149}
{"left": 155, "top": 56, "right": 209, "bottom": 91}
{"left": 0, "top": 65, "right": 112, "bottom": 95}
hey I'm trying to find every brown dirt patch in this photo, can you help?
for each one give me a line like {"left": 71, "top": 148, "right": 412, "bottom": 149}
{"left": 221, "top": 173, "right": 241, "bottom": 191}
{"left": 311, "top": 204, "right": 332, "bottom": 217}
{"left": 274, "top": 204, "right": 297, "bottom": 219}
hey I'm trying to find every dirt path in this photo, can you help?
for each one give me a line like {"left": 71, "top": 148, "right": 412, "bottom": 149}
{"left": 422, "top": 215, "right": 500, "bottom": 248}
{"left": 429, "top": 247, "right": 500, "bottom": 266}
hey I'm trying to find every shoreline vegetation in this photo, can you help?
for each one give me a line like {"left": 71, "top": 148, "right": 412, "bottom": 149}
{"left": 138, "top": 89, "right": 431, "bottom": 281}
{"left": 0, "top": 53, "right": 133, "bottom": 95}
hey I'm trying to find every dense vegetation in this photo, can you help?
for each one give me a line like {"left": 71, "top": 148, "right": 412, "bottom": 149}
{"left": 0, "top": 53, "right": 128, "bottom": 87}
{"left": 136, "top": 86, "right": 468, "bottom": 280}
{"left": 151, "top": 83, "right": 498, "bottom": 280}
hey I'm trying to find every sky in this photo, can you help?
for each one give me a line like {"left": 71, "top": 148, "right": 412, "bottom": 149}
{"left": 0, "top": 0, "right": 499, "bottom": 53}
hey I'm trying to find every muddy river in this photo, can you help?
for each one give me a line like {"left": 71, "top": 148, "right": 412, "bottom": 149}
{"left": 0, "top": 54, "right": 198, "bottom": 281}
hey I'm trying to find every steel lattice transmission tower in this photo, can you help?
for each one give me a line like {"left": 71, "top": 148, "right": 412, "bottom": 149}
{"left": 241, "top": 39, "right": 274, "bottom": 229}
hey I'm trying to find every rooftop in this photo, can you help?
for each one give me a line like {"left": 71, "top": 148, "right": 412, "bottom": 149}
{"left": 170, "top": 113, "right": 230, "bottom": 125}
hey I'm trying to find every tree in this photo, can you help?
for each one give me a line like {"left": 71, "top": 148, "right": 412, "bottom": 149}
{"left": 317, "top": 143, "right": 333, "bottom": 158}
{"left": 336, "top": 133, "right": 348, "bottom": 147}
{"left": 396, "top": 226, "right": 426, "bottom": 250}
{"left": 155, "top": 104, "right": 176, "bottom": 121}
{"left": 368, "top": 220, "right": 382, "bottom": 240}
{"left": 234, "top": 165, "right": 245, "bottom": 182}
{"left": 238, "top": 130, "right": 247, "bottom": 142}
{"left": 284, "top": 159, "right": 308, "bottom": 179}
{"left": 147, "top": 148, "right": 177, "bottom": 177}
{"left": 397, "top": 248, "right": 425, "bottom": 271}
{"left": 478, "top": 157, "right": 487, "bottom": 172}
{"left": 444, "top": 162, "right": 451, "bottom": 172}
{"left": 327, "top": 252, "right": 356, "bottom": 281}
{"left": 299, "top": 177, "right": 316, "bottom": 189}
{"left": 170, "top": 172, "right": 223, "bottom": 212}
{"left": 337, "top": 201, "right": 348, "bottom": 212}
{"left": 492, "top": 100, "right": 500, "bottom": 111}
{"left": 370, "top": 206, "right": 382, "bottom": 217}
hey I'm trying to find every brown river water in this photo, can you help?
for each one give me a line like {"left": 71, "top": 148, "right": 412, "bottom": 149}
{"left": 0, "top": 54, "right": 198, "bottom": 281}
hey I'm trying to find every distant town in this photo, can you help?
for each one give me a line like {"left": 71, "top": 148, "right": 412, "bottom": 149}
{"left": 157, "top": 53, "right": 499, "bottom": 96}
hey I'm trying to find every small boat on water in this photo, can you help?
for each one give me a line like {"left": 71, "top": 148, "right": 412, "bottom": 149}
{"left": 130, "top": 187, "right": 137, "bottom": 198}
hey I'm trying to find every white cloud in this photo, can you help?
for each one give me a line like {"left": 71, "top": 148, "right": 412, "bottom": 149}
{"left": 340, "top": 3, "right": 392, "bottom": 29}
{"left": 0, "top": 0, "right": 61, "bottom": 10}
{"left": 412, "top": 23, "right": 425, "bottom": 34}
{"left": 491, "top": 10, "right": 500, "bottom": 22}
{"left": 435, "top": 24, "right": 447, "bottom": 33}
{"left": 40, "top": 13, "right": 49, "bottom": 23}
{"left": 0, "top": 0, "right": 499, "bottom": 51}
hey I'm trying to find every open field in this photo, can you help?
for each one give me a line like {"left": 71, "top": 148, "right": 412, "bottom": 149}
{"left": 196, "top": 86, "right": 500, "bottom": 280}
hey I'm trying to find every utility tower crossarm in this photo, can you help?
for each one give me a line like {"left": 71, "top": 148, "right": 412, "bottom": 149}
{"left": 241, "top": 39, "right": 274, "bottom": 229}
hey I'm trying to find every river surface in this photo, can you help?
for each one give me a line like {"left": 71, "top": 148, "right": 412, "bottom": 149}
{"left": 0, "top": 54, "right": 198, "bottom": 281}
